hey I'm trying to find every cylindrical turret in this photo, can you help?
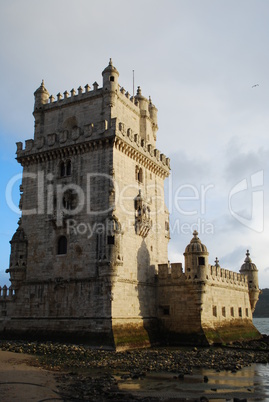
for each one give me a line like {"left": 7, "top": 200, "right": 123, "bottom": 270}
{"left": 102, "top": 58, "right": 119, "bottom": 92}
{"left": 184, "top": 231, "right": 209, "bottom": 281}
{"left": 134, "top": 86, "right": 149, "bottom": 112}
{"left": 149, "top": 96, "right": 158, "bottom": 125}
{"left": 240, "top": 250, "right": 260, "bottom": 312}
{"left": 34, "top": 80, "right": 49, "bottom": 110}
{"left": 6, "top": 221, "right": 28, "bottom": 289}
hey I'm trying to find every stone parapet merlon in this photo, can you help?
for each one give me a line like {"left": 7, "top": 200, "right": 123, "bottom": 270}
{"left": 15, "top": 118, "right": 116, "bottom": 164}
{"left": 158, "top": 262, "right": 249, "bottom": 289}
{"left": 209, "top": 265, "right": 248, "bottom": 287}
{"left": 16, "top": 116, "right": 170, "bottom": 177}
{"left": 158, "top": 263, "right": 184, "bottom": 280}
{"left": 0, "top": 286, "right": 16, "bottom": 300}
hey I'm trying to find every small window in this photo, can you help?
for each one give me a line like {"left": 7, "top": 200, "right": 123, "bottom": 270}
{"left": 238, "top": 307, "right": 242, "bottom": 318}
{"left": 138, "top": 168, "right": 143, "bottom": 183}
{"left": 107, "top": 236, "right": 115, "bottom": 245}
{"left": 58, "top": 236, "right": 67, "bottom": 255}
{"left": 198, "top": 257, "right": 205, "bottom": 265}
{"left": 60, "top": 161, "right": 65, "bottom": 177}
{"left": 213, "top": 306, "right": 217, "bottom": 317}
{"left": 66, "top": 160, "right": 71, "bottom": 176}
{"left": 110, "top": 76, "right": 114, "bottom": 82}
{"left": 246, "top": 308, "right": 249, "bottom": 317}
{"left": 165, "top": 221, "right": 169, "bottom": 231}
{"left": 231, "top": 307, "right": 234, "bottom": 317}
{"left": 222, "top": 307, "right": 226, "bottom": 317}
{"left": 163, "top": 306, "right": 170, "bottom": 315}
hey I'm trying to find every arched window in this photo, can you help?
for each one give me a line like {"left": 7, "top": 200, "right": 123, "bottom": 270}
{"left": 135, "top": 165, "right": 139, "bottom": 180}
{"left": 57, "top": 236, "right": 67, "bottom": 255}
{"left": 138, "top": 167, "right": 143, "bottom": 183}
{"left": 60, "top": 161, "right": 65, "bottom": 177}
{"left": 66, "top": 160, "right": 71, "bottom": 176}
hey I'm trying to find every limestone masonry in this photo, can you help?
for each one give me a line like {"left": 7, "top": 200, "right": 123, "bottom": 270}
{"left": 0, "top": 60, "right": 261, "bottom": 347}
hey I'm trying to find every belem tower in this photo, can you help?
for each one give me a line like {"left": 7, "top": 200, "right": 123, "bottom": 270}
{"left": 0, "top": 60, "right": 261, "bottom": 348}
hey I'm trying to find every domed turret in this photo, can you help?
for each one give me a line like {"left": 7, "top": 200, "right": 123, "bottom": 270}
{"left": 240, "top": 250, "right": 260, "bottom": 312}
{"left": 134, "top": 86, "right": 150, "bottom": 112}
{"left": 102, "top": 58, "right": 119, "bottom": 92}
{"left": 34, "top": 80, "right": 49, "bottom": 110}
{"left": 184, "top": 231, "right": 209, "bottom": 281}
{"left": 6, "top": 221, "right": 28, "bottom": 289}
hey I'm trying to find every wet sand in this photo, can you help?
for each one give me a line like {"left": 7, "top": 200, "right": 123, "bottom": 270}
{"left": 0, "top": 350, "right": 63, "bottom": 401}
{"left": 0, "top": 338, "right": 269, "bottom": 401}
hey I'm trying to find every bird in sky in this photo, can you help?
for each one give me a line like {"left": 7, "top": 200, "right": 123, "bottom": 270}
{"left": 252, "top": 84, "right": 259, "bottom": 88}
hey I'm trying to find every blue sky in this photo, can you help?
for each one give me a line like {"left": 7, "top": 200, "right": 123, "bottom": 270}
{"left": 1, "top": 0, "right": 269, "bottom": 288}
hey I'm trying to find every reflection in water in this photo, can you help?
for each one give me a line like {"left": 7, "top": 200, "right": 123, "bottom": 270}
{"left": 117, "top": 364, "right": 269, "bottom": 401}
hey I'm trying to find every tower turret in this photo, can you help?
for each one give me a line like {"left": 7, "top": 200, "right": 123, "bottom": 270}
{"left": 240, "top": 250, "right": 260, "bottom": 312}
{"left": 184, "top": 231, "right": 209, "bottom": 281}
{"left": 135, "top": 86, "right": 149, "bottom": 112}
{"left": 6, "top": 220, "right": 27, "bottom": 289}
{"left": 102, "top": 58, "right": 119, "bottom": 92}
{"left": 149, "top": 97, "right": 158, "bottom": 142}
{"left": 34, "top": 80, "right": 49, "bottom": 110}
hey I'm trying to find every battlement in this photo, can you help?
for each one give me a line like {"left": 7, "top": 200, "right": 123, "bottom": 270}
{"left": 209, "top": 265, "right": 248, "bottom": 287}
{"left": 0, "top": 286, "right": 15, "bottom": 300}
{"left": 158, "top": 261, "right": 249, "bottom": 289}
{"left": 158, "top": 263, "right": 184, "bottom": 280}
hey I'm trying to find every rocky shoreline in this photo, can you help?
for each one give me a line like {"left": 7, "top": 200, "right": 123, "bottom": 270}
{"left": 1, "top": 336, "right": 269, "bottom": 401}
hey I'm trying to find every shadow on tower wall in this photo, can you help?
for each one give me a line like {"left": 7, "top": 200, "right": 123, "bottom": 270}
{"left": 136, "top": 239, "right": 159, "bottom": 346}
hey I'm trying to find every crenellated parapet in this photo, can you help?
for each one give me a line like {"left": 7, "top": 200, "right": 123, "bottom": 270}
{"left": 208, "top": 265, "right": 249, "bottom": 288}
{"left": 0, "top": 286, "right": 16, "bottom": 300}
{"left": 16, "top": 117, "right": 116, "bottom": 164}
{"left": 158, "top": 262, "right": 184, "bottom": 282}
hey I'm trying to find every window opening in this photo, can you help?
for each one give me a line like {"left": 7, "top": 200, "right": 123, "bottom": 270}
{"left": 58, "top": 236, "right": 67, "bottom": 255}
{"left": 66, "top": 160, "right": 71, "bottom": 176}
{"left": 60, "top": 161, "right": 65, "bottom": 177}
{"left": 107, "top": 236, "right": 115, "bottom": 245}
{"left": 213, "top": 306, "right": 217, "bottom": 317}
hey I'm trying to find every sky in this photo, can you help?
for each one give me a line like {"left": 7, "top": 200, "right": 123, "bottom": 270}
{"left": 0, "top": 0, "right": 269, "bottom": 288}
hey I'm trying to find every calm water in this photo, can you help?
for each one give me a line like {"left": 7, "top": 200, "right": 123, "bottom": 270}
{"left": 118, "top": 318, "right": 269, "bottom": 401}
{"left": 253, "top": 317, "right": 269, "bottom": 336}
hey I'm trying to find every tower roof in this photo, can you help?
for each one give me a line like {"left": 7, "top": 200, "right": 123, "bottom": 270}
{"left": 240, "top": 250, "right": 258, "bottom": 272}
{"left": 34, "top": 79, "right": 49, "bottom": 96}
{"left": 102, "top": 58, "right": 119, "bottom": 77}
{"left": 184, "top": 231, "right": 208, "bottom": 254}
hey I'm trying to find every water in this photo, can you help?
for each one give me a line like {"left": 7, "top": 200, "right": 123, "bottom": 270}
{"left": 118, "top": 365, "right": 269, "bottom": 401}
{"left": 253, "top": 317, "right": 269, "bottom": 336}
{"left": 118, "top": 319, "right": 269, "bottom": 401}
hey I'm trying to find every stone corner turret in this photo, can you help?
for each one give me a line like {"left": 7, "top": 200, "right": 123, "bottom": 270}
{"left": 183, "top": 231, "right": 209, "bottom": 281}
{"left": 240, "top": 250, "right": 260, "bottom": 312}
{"left": 34, "top": 80, "right": 50, "bottom": 111}
{"left": 102, "top": 58, "right": 119, "bottom": 92}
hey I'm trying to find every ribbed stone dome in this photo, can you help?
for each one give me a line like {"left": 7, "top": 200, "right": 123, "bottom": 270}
{"left": 240, "top": 250, "right": 258, "bottom": 272}
{"left": 10, "top": 222, "right": 27, "bottom": 243}
{"left": 102, "top": 58, "right": 119, "bottom": 76}
{"left": 185, "top": 231, "right": 208, "bottom": 254}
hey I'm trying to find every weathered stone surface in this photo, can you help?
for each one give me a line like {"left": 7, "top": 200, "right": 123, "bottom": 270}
{"left": 0, "top": 60, "right": 260, "bottom": 347}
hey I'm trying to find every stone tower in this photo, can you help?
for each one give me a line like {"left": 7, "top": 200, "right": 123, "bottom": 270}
{"left": 3, "top": 60, "right": 170, "bottom": 347}
{"left": 183, "top": 230, "right": 209, "bottom": 282}
{"left": 240, "top": 250, "right": 260, "bottom": 312}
